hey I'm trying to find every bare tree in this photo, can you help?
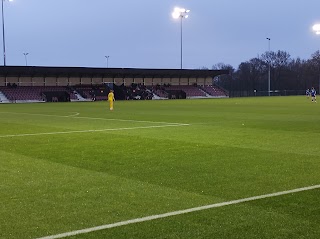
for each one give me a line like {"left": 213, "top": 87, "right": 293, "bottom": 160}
{"left": 212, "top": 63, "right": 235, "bottom": 90}
{"left": 235, "top": 57, "right": 267, "bottom": 94}
{"left": 210, "top": 50, "right": 320, "bottom": 96}
{"left": 260, "top": 50, "right": 291, "bottom": 90}
{"left": 309, "top": 51, "right": 320, "bottom": 92}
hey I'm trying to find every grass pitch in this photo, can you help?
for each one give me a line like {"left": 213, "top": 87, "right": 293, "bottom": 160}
{"left": 1, "top": 96, "right": 320, "bottom": 239}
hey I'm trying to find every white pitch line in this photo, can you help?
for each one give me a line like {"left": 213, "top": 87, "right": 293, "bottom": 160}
{"left": 0, "top": 124, "right": 189, "bottom": 138}
{"left": 0, "top": 111, "right": 74, "bottom": 118}
{"left": 73, "top": 116, "right": 185, "bottom": 125}
{"left": 0, "top": 112, "right": 185, "bottom": 125}
{"left": 65, "top": 112, "right": 80, "bottom": 117}
{"left": 36, "top": 184, "right": 320, "bottom": 239}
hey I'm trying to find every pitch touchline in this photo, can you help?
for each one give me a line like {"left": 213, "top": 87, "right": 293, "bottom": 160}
{"left": 0, "top": 112, "right": 184, "bottom": 125}
{"left": 0, "top": 124, "right": 190, "bottom": 138}
{"left": 36, "top": 184, "right": 320, "bottom": 239}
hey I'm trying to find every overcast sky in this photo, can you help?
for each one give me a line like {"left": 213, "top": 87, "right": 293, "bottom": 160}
{"left": 4, "top": 0, "right": 320, "bottom": 69}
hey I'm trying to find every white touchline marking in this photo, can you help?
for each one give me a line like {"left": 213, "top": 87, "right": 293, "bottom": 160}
{"left": 0, "top": 124, "right": 190, "bottom": 138}
{"left": 36, "top": 184, "right": 320, "bottom": 239}
{"left": 0, "top": 112, "right": 185, "bottom": 125}
{"left": 65, "top": 112, "right": 80, "bottom": 117}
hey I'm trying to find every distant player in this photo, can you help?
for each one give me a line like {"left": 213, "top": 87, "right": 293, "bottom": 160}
{"left": 108, "top": 90, "right": 115, "bottom": 110}
{"left": 306, "top": 88, "right": 310, "bottom": 98}
{"left": 311, "top": 87, "right": 316, "bottom": 103}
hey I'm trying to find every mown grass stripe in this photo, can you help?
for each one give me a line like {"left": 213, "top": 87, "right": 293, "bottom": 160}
{"left": 36, "top": 184, "right": 320, "bottom": 239}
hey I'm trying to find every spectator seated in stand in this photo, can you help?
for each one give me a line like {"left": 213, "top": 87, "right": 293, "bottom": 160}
{"left": 125, "top": 83, "right": 153, "bottom": 100}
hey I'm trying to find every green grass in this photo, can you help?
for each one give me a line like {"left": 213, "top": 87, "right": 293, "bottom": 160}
{"left": 0, "top": 97, "right": 320, "bottom": 239}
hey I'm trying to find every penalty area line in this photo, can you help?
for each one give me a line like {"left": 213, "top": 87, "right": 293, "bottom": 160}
{"left": 0, "top": 124, "right": 190, "bottom": 138}
{"left": 36, "top": 184, "right": 320, "bottom": 239}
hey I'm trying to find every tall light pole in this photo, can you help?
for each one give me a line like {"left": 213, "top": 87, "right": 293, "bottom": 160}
{"left": 312, "top": 24, "right": 320, "bottom": 93}
{"left": 23, "top": 52, "right": 28, "bottom": 66}
{"left": 1, "top": 0, "right": 12, "bottom": 66}
{"left": 266, "top": 37, "right": 271, "bottom": 96}
{"left": 172, "top": 7, "right": 190, "bottom": 69}
{"left": 105, "top": 55, "right": 110, "bottom": 68}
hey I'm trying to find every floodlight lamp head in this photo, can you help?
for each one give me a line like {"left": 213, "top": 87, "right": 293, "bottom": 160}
{"left": 172, "top": 7, "right": 190, "bottom": 19}
{"left": 172, "top": 12, "right": 180, "bottom": 19}
{"left": 313, "top": 24, "right": 320, "bottom": 33}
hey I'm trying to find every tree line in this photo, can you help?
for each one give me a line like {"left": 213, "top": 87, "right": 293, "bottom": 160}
{"left": 207, "top": 50, "right": 320, "bottom": 97}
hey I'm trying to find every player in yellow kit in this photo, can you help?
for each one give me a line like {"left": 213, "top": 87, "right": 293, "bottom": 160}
{"left": 108, "top": 90, "right": 115, "bottom": 110}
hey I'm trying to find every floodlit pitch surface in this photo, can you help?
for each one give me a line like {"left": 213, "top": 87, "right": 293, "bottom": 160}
{"left": 1, "top": 96, "right": 320, "bottom": 239}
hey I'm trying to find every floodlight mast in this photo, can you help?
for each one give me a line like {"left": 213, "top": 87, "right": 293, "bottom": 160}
{"left": 105, "top": 55, "right": 110, "bottom": 68}
{"left": 312, "top": 24, "right": 320, "bottom": 93}
{"left": 23, "top": 52, "right": 29, "bottom": 66}
{"left": 1, "top": 0, "right": 12, "bottom": 66}
{"left": 172, "top": 7, "right": 190, "bottom": 69}
{"left": 266, "top": 37, "right": 271, "bottom": 96}
{"left": 1, "top": 0, "right": 6, "bottom": 66}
